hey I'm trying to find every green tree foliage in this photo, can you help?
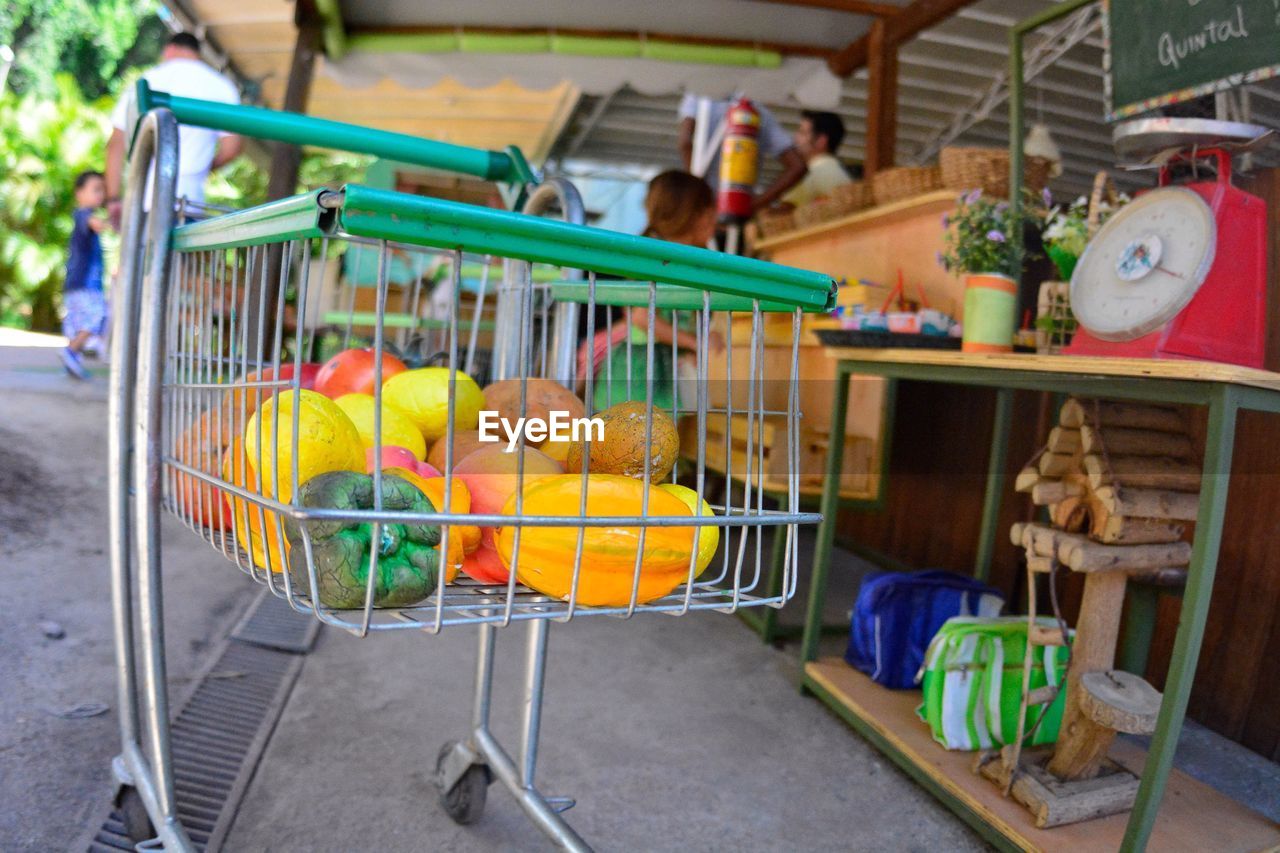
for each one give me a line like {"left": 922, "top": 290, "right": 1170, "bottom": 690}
{"left": 1, "top": 0, "right": 167, "bottom": 100}
{"left": 0, "top": 74, "right": 112, "bottom": 329}
{"left": 0, "top": 0, "right": 372, "bottom": 331}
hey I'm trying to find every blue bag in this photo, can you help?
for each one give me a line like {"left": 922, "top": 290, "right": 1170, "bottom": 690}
{"left": 845, "top": 570, "right": 1005, "bottom": 689}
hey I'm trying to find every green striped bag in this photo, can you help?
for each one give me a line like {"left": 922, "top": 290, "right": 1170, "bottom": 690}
{"left": 917, "top": 616, "right": 1071, "bottom": 751}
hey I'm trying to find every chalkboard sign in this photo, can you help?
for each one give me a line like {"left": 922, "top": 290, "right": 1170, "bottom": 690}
{"left": 1105, "top": 0, "right": 1280, "bottom": 120}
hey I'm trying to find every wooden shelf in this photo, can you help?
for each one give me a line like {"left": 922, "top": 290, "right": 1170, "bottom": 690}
{"left": 803, "top": 658, "right": 1280, "bottom": 852}
{"left": 754, "top": 190, "right": 957, "bottom": 252}
{"left": 820, "top": 348, "right": 1280, "bottom": 392}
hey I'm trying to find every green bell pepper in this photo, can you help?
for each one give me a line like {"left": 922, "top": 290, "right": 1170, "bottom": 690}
{"left": 285, "top": 471, "right": 442, "bottom": 609}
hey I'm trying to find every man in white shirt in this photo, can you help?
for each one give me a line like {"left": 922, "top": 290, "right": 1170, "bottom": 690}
{"left": 105, "top": 32, "right": 243, "bottom": 221}
{"left": 781, "top": 111, "right": 853, "bottom": 208}
{"left": 676, "top": 94, "right": 807, "bottom": 215}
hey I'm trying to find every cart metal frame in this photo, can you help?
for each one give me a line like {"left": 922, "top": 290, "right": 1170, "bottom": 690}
{"left": 108, "top": 91, "right": 834, "bottom": 851}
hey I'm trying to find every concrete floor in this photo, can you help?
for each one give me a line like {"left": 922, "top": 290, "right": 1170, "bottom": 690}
{"left": 0, "top": 347, "right": 257, "bottom": 851}
{"left": 222, "top": 607, "right": 989, "bottom": 852}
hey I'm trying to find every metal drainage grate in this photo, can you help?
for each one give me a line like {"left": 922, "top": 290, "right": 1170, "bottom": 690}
{"left": 231, "top": 590, "right": 321, "bottom": 654}
{"left": 86, "top": 592, "right": 318, "bottom": 851}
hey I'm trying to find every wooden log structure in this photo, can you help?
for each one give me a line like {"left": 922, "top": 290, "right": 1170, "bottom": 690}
{"left": 1081, "top": 425, "right": 1194, "bottom": 459}
{"left": 1015, "top": 466, "right": 1041, "bottom": 493}
{"left": 1039, "top": 451, "right": 1077, "bottom": 478}
{"left": 1090, "top": 514, "right": 1184, "bottom": 546}
{"left": 997, "top": 397, "right": 1199, "bottom": 815}
{"left": 1048, "top": 426, "right": 1082, "bottom": 455}
{"left": 1046, "top": 571, "right": 1129, "bottom": 779}
{"left": 1031, "top": 480, "right": 1084, "bottom": 505}
{"left": 1083, "top": 453, "right": 1202, "bottom": 492}
{"left": 1059, "top": 539, "right": 1192, "bottom": 573}
{"left": 1094, "top": 485, "right": 1201, "bottom": 521}
{"left": 1059, "top": 398, "right": 1185, "bottom": 433}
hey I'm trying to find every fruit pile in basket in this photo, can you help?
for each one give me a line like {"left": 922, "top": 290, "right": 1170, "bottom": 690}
{"left": 172, "top": 347, "right": 720, "bottom": 610}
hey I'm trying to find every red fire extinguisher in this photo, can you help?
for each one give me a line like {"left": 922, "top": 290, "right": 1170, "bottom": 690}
{"left": 717, "top": 97, "right": 761, "bottom": 222}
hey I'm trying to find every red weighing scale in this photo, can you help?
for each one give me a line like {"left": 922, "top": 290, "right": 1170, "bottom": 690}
{"left": 1066, "top": 119, "right": 1272, "bottom": 368}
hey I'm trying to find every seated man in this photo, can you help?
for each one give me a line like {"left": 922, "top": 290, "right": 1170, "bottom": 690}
{"left": 781, "top": 111, "right": 853, "bottom": 208}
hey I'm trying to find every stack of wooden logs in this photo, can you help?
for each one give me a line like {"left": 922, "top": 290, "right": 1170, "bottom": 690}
{"left": 1014, "top": 397, "right": 1199, "bottom": 580}
{"left": 990, "top": 397, "right": 1202, "bottom": 825}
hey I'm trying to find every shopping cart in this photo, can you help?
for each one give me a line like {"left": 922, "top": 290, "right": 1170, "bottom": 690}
{"left": 109, "top": 84, "right": 835, "bottom": 851}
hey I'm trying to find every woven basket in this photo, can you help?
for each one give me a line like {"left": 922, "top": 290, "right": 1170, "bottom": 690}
{"left": 794, "top": 196, "right": 840, "bottom": 229}
{"left": 755, "top": 207, "right": 796, "bottom": 238}
{"left": 830, "top": 180, "right": 873, "bottom": 216}
{"left": 871, "top": 165, "right": 943, "bottom": 205}
{"left": 940, "top": 146, "right": 1052, "bottom": 199}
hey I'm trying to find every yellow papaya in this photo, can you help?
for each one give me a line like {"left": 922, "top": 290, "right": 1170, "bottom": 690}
{"left": 496, "top": 474, "right": 698, "bottom": 606}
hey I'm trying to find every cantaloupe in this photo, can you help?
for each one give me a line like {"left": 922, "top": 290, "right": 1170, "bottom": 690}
{"left": 426, "top": 428, "right": 490, "bottom": 472}
{"left": 481, "top": 378, "right": 585, "bottom": 446}
{"left": 565, "top": 400, "right": 679, "bottom": 483}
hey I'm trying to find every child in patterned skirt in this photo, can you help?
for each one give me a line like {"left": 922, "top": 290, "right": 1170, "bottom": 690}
{"left": 61, "top": 170, "right": 110, "bottom": 379}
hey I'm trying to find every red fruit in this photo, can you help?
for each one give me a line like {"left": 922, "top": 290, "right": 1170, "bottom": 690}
{"left": 314, "top": 348, "right": 407, "bottom": 398}
{"left": 220, "top": 363, "right": 321, "bottom": 421}
{"left": 453, "top": 445, "right": 563, "bottom": 584}
{"left": 461, "top": 542, "right": 507, "bottom": 585}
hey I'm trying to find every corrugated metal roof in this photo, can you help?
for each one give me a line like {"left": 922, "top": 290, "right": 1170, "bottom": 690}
{"left": 548, "top": 0, "right": 1280, "bottom": 199}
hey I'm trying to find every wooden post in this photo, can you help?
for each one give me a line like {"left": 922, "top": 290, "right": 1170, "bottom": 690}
{"left": 255, "top": 18, "right": 320, "bottom": 359}
{"left": 864, "top": 19, "right": 898, "bottom": 174}
{"left": 1047, "top": 571, "right": 1127, "bottom": 780}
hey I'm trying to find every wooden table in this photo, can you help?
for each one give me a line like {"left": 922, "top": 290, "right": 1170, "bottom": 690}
{"left": 800, "top": 349, "right": 1280, "bottom": 852}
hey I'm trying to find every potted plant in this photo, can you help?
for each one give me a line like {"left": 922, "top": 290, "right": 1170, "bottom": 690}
{"left": 938, "top": 190, "right": 1036, "bottom": 353}
{"left": 1041, "top": 188, "right": 1130, "bottom": 281}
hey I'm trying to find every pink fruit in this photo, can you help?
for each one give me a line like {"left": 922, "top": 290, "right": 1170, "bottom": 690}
{"left": 365, "top": 446, "right": 440, "bottom": 479}
{"left": 453, "top": 445, "right": 562, "bottom": 583}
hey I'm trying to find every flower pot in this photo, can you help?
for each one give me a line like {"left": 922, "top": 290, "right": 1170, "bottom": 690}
{"left": 961, "top": 272, "right": 1017, "bottom": 353}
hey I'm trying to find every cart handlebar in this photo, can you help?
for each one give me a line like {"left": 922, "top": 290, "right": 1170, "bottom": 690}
{"left": 171, "top": 185, "right": 837, "bottom": 312}
{"left": 136, "top": 81, "right": 533, "bottom": 185}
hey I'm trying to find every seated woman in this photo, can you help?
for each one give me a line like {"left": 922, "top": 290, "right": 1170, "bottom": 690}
{"left": 578, "top": 170, "right": 725, "bottom": 411}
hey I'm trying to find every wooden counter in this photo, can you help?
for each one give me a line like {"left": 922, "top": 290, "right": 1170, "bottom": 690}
{"left": 748, "top": 191, "right": 966, "bottom": 497}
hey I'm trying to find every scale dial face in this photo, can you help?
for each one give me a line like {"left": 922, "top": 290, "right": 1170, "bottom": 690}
{"left": 1070, "top": 187, "right": 1216, "bottom": 342}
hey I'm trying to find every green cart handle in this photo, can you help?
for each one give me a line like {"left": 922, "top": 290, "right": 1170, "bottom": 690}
{"left": 135, "top": 81, "right": 533, "bottom": 185}
{"left": 173, "top": 186, "right": 838, "bottom": 312}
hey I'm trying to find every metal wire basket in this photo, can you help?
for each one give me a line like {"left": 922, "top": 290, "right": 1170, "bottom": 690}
{"left": 162, "top": 182, "right": 830, "bottom": 632}
{"left": 109, "top": 85, "right": 834, "bottom": 852}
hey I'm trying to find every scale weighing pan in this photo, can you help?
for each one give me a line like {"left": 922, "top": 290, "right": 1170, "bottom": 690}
{"left": 1114, "top": 117, "right": 1273, "bottom": 165}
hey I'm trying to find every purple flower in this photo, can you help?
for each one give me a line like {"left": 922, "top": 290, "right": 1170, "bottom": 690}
{"left": 965, "top": 189, "right": 983, "bottom": 205}
{"left": 986, "top": 230, "right": 1006, "bottom": 242}
{"left": 995, "top": 202, "right": 1009, "bottom": 213}
{"left": 1041, "top": 187, "right": 1053, "bottom": 207}
{"left": 936, "top": 251, "right": 945, "bottom": 265}
{"left": 941, "top": 213, "right": 950, "bottom": 227}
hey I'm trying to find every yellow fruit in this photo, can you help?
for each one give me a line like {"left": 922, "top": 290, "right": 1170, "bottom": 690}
{"left": 333, "top": 393, "right": 427, "bottom": 460}
{"left": 658, "top": 484, "right": 719, "bottom": 577}
{"left": 383, "top": 367, "right": 483, "bottom": 443}
{"left": 244, "top": 389, "right": 365, "bottom": 504}
{"left": 222, "top": 439, "right": 289, "bottom": 572}
{"left": 539, "top": 435, "right": 573, "bottom": 465}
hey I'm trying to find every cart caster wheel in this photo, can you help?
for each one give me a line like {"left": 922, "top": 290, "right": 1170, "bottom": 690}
{"left": 436, "top": 742, "right": 491, "bottom": 825}
{"left": 116, "top": 786, "right": 155, "bottom": 843}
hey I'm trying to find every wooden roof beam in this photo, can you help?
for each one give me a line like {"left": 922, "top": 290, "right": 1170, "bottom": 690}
{"left": 828, "top": 0, "right": 982, "bottom": 76}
